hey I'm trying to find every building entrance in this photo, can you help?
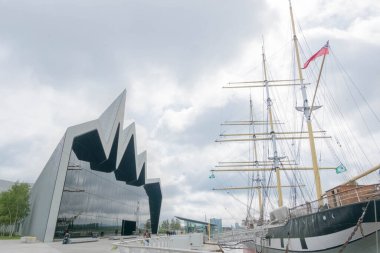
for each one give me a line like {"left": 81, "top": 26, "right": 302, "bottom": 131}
{"left": 121, "top": 220, "right": 136, "bottom": 235}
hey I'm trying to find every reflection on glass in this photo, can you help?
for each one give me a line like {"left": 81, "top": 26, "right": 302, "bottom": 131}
{"left": 54, "top": 151, "right": 150, "bottom": 238}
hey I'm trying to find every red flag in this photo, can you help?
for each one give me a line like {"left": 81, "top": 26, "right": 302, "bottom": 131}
{"left": 302, "top": 41, "right": 329, "bottom": 69}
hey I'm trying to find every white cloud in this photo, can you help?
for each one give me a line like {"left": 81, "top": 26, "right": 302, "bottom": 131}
{"left": 0, "top": 0, "right": 379, "bottom": 227}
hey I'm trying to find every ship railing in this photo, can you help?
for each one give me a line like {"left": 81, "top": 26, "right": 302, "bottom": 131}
{"left": 289, "top": 183, "right": 380, "bottom": 217}
{"left": 113, "top": 233, "right": 212, "bottom": 253}
{"left": 216, "top": 229, "right": 256, "bottom": 244}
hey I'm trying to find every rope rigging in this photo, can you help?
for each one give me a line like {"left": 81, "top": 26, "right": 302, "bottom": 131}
{"left": 213, "top": 17, "right": 379, "bottom": 228}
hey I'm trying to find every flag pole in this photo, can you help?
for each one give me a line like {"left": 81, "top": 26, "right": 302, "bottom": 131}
{"left": 289, "top": 0, "right": 323, "bottom": 206}
{"left": 310, "top": 44, "right": 328, "bottom": 117}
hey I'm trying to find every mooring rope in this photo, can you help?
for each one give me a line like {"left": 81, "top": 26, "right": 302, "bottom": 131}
{"left": 338, "top": 201, "right": 371, "bottom": 253}
{"left": 285, "top": 232, "right": 291, "bottom": 253}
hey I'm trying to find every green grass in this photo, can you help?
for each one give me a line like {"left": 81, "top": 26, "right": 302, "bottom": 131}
{"left": 0, "top": 235, "right": 21, "bottom": 240}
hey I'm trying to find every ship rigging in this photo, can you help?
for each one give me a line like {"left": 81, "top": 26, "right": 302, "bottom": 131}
{"left": 212, "top": 1, "right": 380, "bottom": 252}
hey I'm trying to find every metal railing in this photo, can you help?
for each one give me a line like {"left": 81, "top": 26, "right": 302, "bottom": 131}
{"left": 289, "top": 183, "right": 380, "bottom": 218}
{"left": 216, "top": 229, "right": 257, "bottom": 244}
{"left": 113, "top": 233, "right": 214, "bottom": 253}
{"left": 114, "top": 244, "right": 211, "bottom": 253}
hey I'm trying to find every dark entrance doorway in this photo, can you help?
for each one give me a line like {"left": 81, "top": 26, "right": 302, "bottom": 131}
{"left": 121, "top": 220, "right": 136, "bottom": 235}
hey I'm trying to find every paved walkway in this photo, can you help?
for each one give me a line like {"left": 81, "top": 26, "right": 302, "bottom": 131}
{"left": 0, "top": 238, "right": 233, "bottom": 253}
{"left": 0, "top": 238, "right": 118, "bottom": 253}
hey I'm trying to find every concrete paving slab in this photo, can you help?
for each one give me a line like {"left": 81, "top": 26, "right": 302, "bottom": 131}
{"left": 0, "top": 240, "right": 61, "bottom": 253}
{"left": 0, "top": 238, "right": 118, "bottom": 253}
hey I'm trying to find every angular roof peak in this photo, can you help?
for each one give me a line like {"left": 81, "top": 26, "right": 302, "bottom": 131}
{"left": 98, "top": 90, "right": 126, "bottom": 143}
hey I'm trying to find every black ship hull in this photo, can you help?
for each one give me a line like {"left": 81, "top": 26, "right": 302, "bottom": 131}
{"left": 243, "top": 199, "right": 380, "bottom": 252}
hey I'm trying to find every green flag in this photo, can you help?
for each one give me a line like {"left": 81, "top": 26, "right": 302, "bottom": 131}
{"left": 336, "top": 164, "right": 347, "bottom": 174}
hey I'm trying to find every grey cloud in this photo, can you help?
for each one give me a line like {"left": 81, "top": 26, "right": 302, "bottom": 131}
{"left": 152, "top": 99, "right": 250, "bottom": 146}
{"left": 320, "top": 40, "right": 380, "bottom": 134}
{"left": 0, "top": 141, "right": 28, "bottom": 167}
{"left": 304, "top": 0, "right": 379, "bottom": 30}
{"left": 0, "top": 0, "right": 271, "bottom": 88}
{"left": 161, "top": 183, "right": 185, "bottom": 199}
{"left": 0, "top": 0, "right": 379, "bottom": 226}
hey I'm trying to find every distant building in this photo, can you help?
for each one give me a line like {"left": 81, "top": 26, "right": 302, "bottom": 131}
{"left": 21, "top": 91, "right": 162, "bottom": 242}
{"left": 210, "top": 218, "right": 222, "bottom": 233}
{"left": 222, "top": 226, "right": 232, "bottom": 231}
{"left": 176, "top": 216, "right": 219, "bottom": 239}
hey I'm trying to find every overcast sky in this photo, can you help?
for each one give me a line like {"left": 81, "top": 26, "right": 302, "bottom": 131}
{"left": 0, "top": 0, "right": 379, "bottom": 226}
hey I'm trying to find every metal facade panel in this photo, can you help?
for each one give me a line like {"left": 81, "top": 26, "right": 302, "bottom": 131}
{"left": 22, "top": 90, "right": 162, "bottom": 241}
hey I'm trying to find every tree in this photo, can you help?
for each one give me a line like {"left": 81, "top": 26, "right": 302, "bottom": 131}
{"left": 174, "top": 219, "right": 181, "bottom": 230}
{"left": 0, "top": 182, "right": 30, "bottom": 236}
{"left": 170, "top": 218, "right": 181, "bottom": 230}
{"left": 169, "top": 218, "right": 176, "bottom": 230}
{"left": 158, "top": 219, "right": 169, "bottom": 233}
{"left": 144, "top": 219, "right": 151, "bottom": 231}
{"left": 0, "top": 199, "right": 10, "bottom": 236}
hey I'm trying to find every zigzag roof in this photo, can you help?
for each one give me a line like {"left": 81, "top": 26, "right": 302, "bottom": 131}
{"left": 65, "top": 90, "right": 147, "bottom": 184}
{"left": 23, "top": 90, "right": 161, "bottom": 242}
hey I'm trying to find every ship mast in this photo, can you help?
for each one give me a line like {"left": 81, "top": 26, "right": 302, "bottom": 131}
{"left": 249, "top": 97, "right": 264, "bottom": 223}
{"left": 289, "top": 0, "right": 323, "bottom": 204}
{"left": 262, "top": 45, "right": 284, "bottom": 207}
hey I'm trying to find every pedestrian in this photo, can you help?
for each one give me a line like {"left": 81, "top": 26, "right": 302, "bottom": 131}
{"left": 143, "top": 230, "right": 150, "bottom": 246}
{"left": 63, "top": 229, "right": 70, "bottom": 244}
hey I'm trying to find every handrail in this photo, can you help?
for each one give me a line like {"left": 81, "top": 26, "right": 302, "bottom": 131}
{"left": 113, "top": 242, "right": 211, "bottom": 253}
{"left": 289, "top": 184, "right": 380, "bottom": 218}
{"left": 113, "top": 233, "right": 209, "bottom": 253}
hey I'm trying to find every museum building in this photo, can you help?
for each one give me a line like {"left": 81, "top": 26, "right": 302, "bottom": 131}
{"left": 22, "top": 91, "right": 162, "bottom": 242}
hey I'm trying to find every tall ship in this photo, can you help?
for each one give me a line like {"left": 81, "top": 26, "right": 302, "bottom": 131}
{"left": 212, "top": 1, "right": 380, "bottom": 252}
